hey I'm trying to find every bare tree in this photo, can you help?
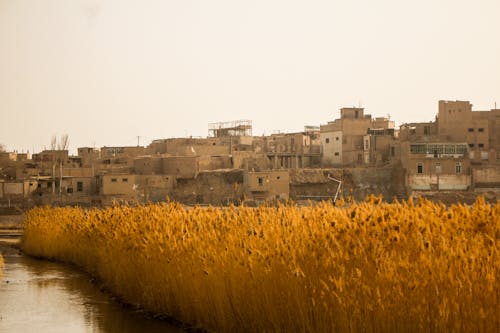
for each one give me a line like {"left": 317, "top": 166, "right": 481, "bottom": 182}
{"left": 49, "top": 134, "right": 70, "bottom": 195}
{"left": 58, "top": 134, "right": 69, "bottom": 151}
{"left": 50, "top": 135, "right": 57, "bottom": 150}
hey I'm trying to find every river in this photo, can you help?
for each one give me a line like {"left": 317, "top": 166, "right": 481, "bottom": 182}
{"left": 0, "top": 245, "right": 185, "bottom": 333}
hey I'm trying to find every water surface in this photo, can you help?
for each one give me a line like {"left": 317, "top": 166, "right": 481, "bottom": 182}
{"left": 0, "top": 253, "right": 185, "bottom": 333}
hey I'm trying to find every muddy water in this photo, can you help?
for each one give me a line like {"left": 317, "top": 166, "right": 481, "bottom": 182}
{"left": 0, "top": 252, "right": 185, "bottom": 333}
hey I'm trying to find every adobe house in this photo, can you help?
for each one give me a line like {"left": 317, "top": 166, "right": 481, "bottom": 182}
{"left": 400, "top": 141, "right": 471, "bottom": 191}
{"left": 100, "top": 174, "right": 138, "bottom": 197}
{"left": 244, "top": 170, "right": 290, "bottom": 201}
{"left": 436, "top": 100, "right": 500, "bottom": 164}
{"left": 264, "top": 132, "right": 321, "bottom": 169}
{"left": 320, "top": 107, "right": 396, "bottom": 166}
{"left": 0, "top": 179, "right": 38, "bottom": 199}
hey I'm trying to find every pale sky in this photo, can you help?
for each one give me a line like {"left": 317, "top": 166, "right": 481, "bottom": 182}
{"left": 1, "top": 0, "right": 499, "bottom": 154}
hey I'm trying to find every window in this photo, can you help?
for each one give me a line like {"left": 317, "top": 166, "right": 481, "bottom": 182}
{"left": 410, "top": 144, "right": 427, "bottom": 154}
{"left": 67, "top": 188, "right": 73, "bottom": 194}
{"left": 478, "top": 128, "right": 484, "bottom": 132}
{"left": 122, "top": 178, "right": 128, "bottom": 183}
{"left": 111, "top": 178, "right": 117, "bottom": 183}
{"left": 469, "top": 143, "right": 474, "bottom": 148}
{"left": 325, "top": 138, "right": 330, "bottom": 144}
{"left": 391, "top": 147, "right": 395, "bottom": 157}
{"left": 334, "top": 152, "right": 339, "bottom": 156}
{"left": 335, "top": 137, "right": 339, "bottom": 141}
{"left": 455, "top": 162, "right": 462, "bottom": 174}
{"left": 417, "top": 163, "right": 423, "bottom": 174}
{"left": 468, "top": 128, "right": 474, "bottom": 132}
{"left": 258, "top": 177, "right": 264, "bottom": 186}
{"left": 478, "top": 143, "right": 484, "bottom": 149}
{"left": 435, "top": 162, "right": 441, "bottom": 174}
{"left": 424, "top": 126, "right": 430, "bottom": 135}
{"left": 77, "top": 182, "right": 83, "bottom": 192}
{"left": 47, "top": 181, "right": 52, "bottom": 188}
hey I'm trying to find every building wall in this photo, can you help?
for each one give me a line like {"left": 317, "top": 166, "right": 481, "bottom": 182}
{"left": 320, "top": 131, "right": 342, "bottom": 165}
{"left": 231, "top": 151, "right": 270, "bottom": 171}
{"left": 136, "top": 175, "right": 176, "bottom": 202}
{"left": 101, "top": 174, "right": 138, "bottom": 196}
{"left": 408, "top": 174, "right": 471, "bottom": 191}
{"left": 244, "top": 170, "right": 290, "bottom": 200}
{"left": 169, "top": 170, "right": 244, "bottom": 205}
{"left": 399, "top": 122, "right": 438, "bottom": 141}
{"left": 149, "top": 138, "right": 230, "bottom": 156}
{"left": 370, "top": 135, "right": 396, "bottom": 164}
{"left": 437, "top": 100, "right": 473, "bottom": 141}
{"left": 371, "top": 117, "right": 395, "bottom": 129}
{"left": 133, "top": 156, "right": 163, "bottom": 175}
{"left": 62, "top": 177, "right": 94, "bottom": 195}
{"left": 473, "top": 167, "right": 500, "bottom": 187}
{"left": 400, "top": 142, "right": 469, "bottom": 171}
{"left": 340, "top": 107, "right": 365, "bottom": 119}
{"left": 77, "top": 147, "right": 100, "bottom": 167}
{"left": 199, "top": 155, "right": 232, "bottom": 171}
{"left": 161, "top": 156, "right": 199, "bottom": 179}
{"left": 1, "top": 181, "right": 35, "bottom": 198}
{"left": 266, "top": 133, "right": 311, "bottom": 154}
{"left": 101, "top": 146, "right": 149, "bottom": 158}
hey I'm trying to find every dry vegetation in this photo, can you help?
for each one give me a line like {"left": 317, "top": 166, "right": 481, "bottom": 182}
{"left": 0, "top": 254, "right": 3, "bottom": 279}
{"left": 22, "top": 197, "right": 500, "bottom": 332}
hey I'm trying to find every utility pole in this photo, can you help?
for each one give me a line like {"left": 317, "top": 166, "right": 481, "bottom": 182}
{"left": 137, "top": 136, "right": 140, "bottom": 147}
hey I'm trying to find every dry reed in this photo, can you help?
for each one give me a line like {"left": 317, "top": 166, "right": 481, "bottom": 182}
{"left": 22, "top": 196, "right": 500, "bottom": 332}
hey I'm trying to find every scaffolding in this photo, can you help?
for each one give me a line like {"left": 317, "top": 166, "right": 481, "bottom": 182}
{"left": 208, "top": 120, "right": 252, "bottom": 137}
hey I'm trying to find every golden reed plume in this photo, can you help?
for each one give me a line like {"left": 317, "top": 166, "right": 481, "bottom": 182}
{"left": 22, "top": 196, "right": 500, "bottom": 332}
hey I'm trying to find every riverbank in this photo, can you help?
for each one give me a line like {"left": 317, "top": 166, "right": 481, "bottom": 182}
{"left": 1, "top": 238, "right": 186, "bottom": 333}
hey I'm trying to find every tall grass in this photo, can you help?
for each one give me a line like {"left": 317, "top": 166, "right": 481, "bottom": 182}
{"left": 22, "top": 197, "right": 500, "bottom": 332}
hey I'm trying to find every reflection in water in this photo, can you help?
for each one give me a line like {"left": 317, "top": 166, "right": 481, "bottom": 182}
{"left": 0, "top": 254, "right": 184, "bottom": 333}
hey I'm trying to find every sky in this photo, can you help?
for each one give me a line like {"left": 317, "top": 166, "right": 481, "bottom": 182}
{"left": 0, "top": 0, "right": 499, "bottom": 154}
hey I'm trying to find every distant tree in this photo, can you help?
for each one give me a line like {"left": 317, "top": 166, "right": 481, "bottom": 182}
{"left": 0, "top": 143, "right": 5, "bottom": 152}
{"left": 58, "top": 134, "right": 69, "bottom": 150}
{"left": 48, "top": 134, "right": 70, "bottom": 194}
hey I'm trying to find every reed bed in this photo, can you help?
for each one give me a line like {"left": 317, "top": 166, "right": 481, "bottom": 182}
{"left": 22, "top": 197, "right": 500, "bottom": 332}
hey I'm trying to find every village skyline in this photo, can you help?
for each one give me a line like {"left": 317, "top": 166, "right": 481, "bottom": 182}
{"left": 2, "top": 98, "right": 499, "bottom": 155}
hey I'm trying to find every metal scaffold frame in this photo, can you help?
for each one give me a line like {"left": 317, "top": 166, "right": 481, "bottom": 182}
{"left": 208, "top": 120, "right": 252, "bottom": 137}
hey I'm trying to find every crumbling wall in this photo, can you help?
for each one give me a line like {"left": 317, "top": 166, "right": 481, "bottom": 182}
{"left": 170, "top": 169, "right": 244, "bottom": 205}
{"left": 290, "top": 166, "right": 403, "bottom": 201}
